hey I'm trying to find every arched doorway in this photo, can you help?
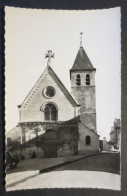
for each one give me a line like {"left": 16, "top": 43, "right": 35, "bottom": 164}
{"left": 43, "top": 130, "right": 58, "bottom": 158}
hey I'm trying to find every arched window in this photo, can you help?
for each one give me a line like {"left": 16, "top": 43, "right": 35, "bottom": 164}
{"left": 86, "top": 135, "right": 91, "bottom": 145}
{"left": 86, "top": 74, "right": 90, "bottom": 85}
{"left": 45, "top": 105, "right": 50, "bottom": 121}
{"left": 76, "top": 74, "right": 81, "bottom": 86}
{"left": 44, "top": 104, "right": 57, "bottom": 121}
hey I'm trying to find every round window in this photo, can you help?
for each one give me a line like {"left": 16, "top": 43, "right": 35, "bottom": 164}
{"left": 43, "top": 86, "right": 55, "bottom": 98}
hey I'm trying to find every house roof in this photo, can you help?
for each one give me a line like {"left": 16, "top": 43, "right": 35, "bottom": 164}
{"left": 80, "top": 122, "right": 100, "bottom": 137}
{"left": 70, "top": 47, "right": 96, "bottom": 71}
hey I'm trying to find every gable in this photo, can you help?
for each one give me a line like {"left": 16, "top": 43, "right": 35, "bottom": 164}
{"left": 19, "top": 66, "right": 79, "bottom": 109}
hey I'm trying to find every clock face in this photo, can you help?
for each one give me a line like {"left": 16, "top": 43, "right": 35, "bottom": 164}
{"left": 43, "top": 86, "right": 55, "bottom": 98}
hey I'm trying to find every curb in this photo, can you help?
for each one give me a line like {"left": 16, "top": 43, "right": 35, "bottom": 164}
{"left": 39, "top": 152, "right": 103, "bottom": 173}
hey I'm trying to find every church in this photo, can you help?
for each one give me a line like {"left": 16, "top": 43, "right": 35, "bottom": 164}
{"left": 11, "top": 36, "right": 100, "bottom": 158}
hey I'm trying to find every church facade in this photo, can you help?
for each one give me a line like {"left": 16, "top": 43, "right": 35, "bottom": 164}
{"left": 17, "top": 43, "right": 99, "bottom": 158}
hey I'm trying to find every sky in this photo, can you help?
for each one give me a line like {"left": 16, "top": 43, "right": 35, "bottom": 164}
{"left": 5, "top": 7, "right": 121, "bottom": 140}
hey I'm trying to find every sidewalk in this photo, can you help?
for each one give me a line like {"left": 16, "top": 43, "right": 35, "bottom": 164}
{"left": 6, "top": 152, "right": 101, "bottom": 188}
{"left": 6, "top": 152, "right": 101, "bottom": 174}
{"left": 7, "top": 171, "right": 121, "bottom": 191}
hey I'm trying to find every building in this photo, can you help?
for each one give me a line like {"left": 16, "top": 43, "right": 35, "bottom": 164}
{"left": 7, "top": 37, "right": 100, "bottom": 158}
{"left": 110, "top": 118, "right": 121, "bottom": 150}
{"left": 99, "top": 137, "right": 108, "bottom": 151}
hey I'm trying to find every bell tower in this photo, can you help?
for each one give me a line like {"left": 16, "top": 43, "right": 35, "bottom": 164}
{"left": 70, "top": 34, "right": 97, "bottom": 132}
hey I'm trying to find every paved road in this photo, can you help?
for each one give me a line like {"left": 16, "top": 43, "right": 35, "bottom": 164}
{"left": 54, "top": 152, "right": 120, "bottom": 174}
{"left": 6, "top": 153, "right": 120, "bottom": 191}
{"left": 6, "top": 154, "right": 87, "bottom": 174}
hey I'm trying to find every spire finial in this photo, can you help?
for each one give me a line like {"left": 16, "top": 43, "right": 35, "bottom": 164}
{"left": 80, "top": 32, "right": 83, "bottom": 48}
{"left": 45, "top": 50, "right": 54, "bottom": 66}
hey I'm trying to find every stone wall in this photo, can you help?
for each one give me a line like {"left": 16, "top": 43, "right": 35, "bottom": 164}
{"left": 70, "top": 70, "right": 96, "bottom": 131}
{"left": 57, "top": 125, "right": 78, "bottom": 156}
{"left": 18, "top": 122, "right": 79, "bottom": 159}
{"left": 78, "top": 124, "right": 99, "bottom": 153}
{"left": 71, "top": 70, "right": 96, "bottom": 87}
{"left": 19, "top": 67, "right": 76, "bottom": 123}
{"left": 71, "top": 85, "right": 96, "bottom": 130}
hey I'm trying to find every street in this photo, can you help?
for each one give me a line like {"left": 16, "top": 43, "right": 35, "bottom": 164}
{"left": 6, "top": 153, "right": 120, "bottom": 191}
{"left": 54, "top": 152, "right": 120, "bottom": 174}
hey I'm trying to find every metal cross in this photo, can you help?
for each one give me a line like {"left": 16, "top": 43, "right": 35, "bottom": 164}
{"left": 80, "top": 32, "right": 83, "bottom": 47}
{"left": 45, "top": 50, "right": 54, "bottom": 66}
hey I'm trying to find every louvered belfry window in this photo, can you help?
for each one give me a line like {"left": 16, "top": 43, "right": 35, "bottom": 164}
{"left": 44, "top": 104, "right": 57, "bottom": 121}
{"left": 86, "top": 74, "right": 90, "bottom": 85}
{"left": 76, "top": 74, "right": 81, "bottom": 86}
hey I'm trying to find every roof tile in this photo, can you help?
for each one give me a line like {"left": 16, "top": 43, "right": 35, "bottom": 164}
{"left": 71, "top": 47, "right": 95, "bottom": 71}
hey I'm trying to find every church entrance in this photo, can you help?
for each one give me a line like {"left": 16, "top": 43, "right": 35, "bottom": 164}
{"left": 43, "top": 130, "right": 58, "bottom": 158}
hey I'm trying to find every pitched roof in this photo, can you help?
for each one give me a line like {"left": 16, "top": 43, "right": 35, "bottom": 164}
{"left": 19, "top": 65, "right": 79, "bottom": 108}
{"left": 70, "top": 47, "right": 96, "bottom": 71}
{"left": 48, "top": 66, "right": 79, "bottom": 107}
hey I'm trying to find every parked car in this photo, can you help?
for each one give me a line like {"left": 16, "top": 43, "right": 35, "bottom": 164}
{"left": 6, "top": 151, "right": 19, "bottom": 169}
